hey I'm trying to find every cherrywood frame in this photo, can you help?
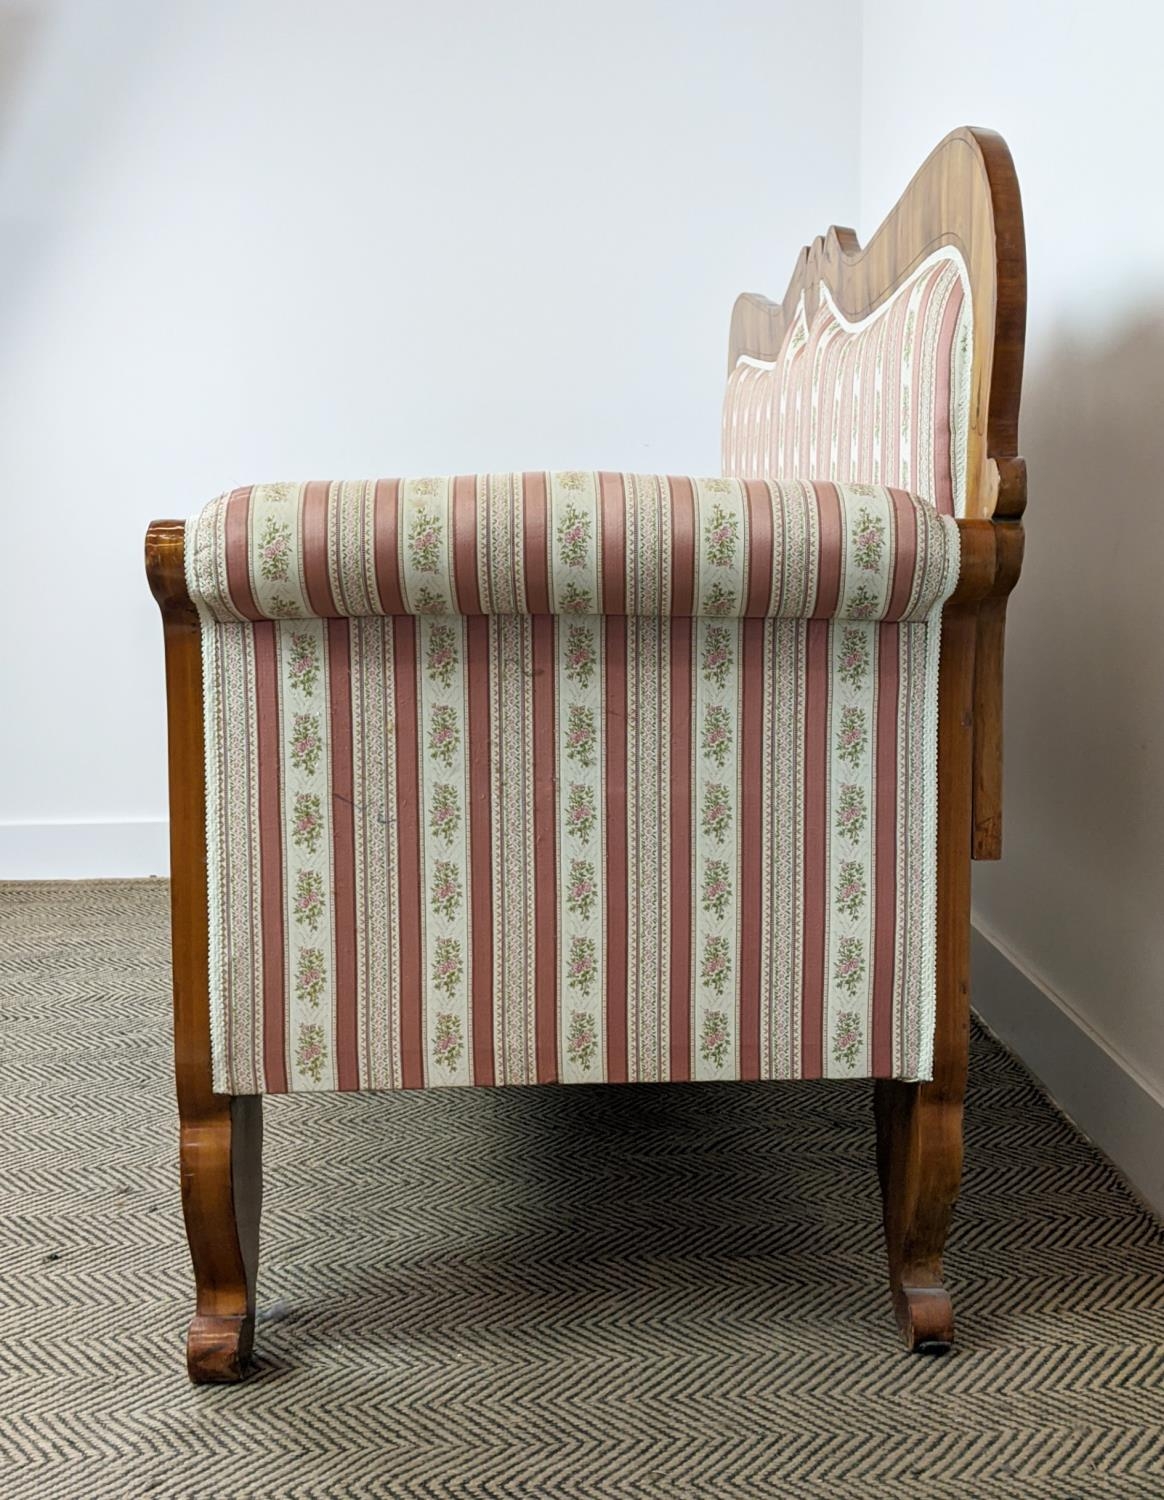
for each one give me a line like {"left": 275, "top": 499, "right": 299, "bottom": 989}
{"left": 146, "top": 125, "right": 1024, "bottom": 1378}
{"left": 729, "top": 125, "right": 1025, "bottom": 1345}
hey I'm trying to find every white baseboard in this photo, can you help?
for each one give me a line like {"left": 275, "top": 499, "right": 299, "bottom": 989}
{"left": 0, "top": 819, "right": 170, "bottom": 880}
{"left": 972, "top": 919, "right": 1164, "bottom": 1218}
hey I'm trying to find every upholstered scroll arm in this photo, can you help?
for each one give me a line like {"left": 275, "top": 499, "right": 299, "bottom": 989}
{"left": 185, "top": 473, "right": 959, "bottom": 626}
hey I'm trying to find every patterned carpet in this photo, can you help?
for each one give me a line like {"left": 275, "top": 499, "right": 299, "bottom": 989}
{"left": 4, "top": 881, "right": 1164, "bottom": 1498}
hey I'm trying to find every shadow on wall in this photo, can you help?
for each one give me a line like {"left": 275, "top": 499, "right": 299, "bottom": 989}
{"left": 974, "top": 309, "right": 1164, "bottom": 1044}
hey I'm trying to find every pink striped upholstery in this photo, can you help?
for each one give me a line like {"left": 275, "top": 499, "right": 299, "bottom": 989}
{"left": 187, "top": 474, "right": 958, "bottom": 1093}
{"left": 722, "top": 252, "right": 972, "bottom": 515}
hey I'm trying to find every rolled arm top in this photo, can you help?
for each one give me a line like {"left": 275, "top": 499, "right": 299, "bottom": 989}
{"left": 186, "top": 472, "right": 959, "bottom": 625}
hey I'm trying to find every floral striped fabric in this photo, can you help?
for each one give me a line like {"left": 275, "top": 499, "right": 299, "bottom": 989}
{"left": 722, "top": 250, "right": 973, "bottom": 516}
{"left": 186, "top": 474, "right": 958, "bottom": 1094}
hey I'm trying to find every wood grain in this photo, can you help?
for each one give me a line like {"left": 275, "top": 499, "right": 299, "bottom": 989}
{"left": 146, "top": 521, "right": 262, "bottom": 1383}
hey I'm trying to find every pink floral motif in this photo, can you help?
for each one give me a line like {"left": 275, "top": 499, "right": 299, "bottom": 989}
{"left": 409, "top": 505, "right": 443, "bottom": 574}
{"left": 836, "top": 705, "right": 867, "bottom": 769}
{"left": 700, "top": 1009, "right": 730, "bottom": 1069}
{"left": 847, "top": 583, "right": 878, "bottom": 620}
{"left": 559, "top": 581, "right": 593, "bottom": 613}
{"left": 701, "top": 935, "right": 731, "bottom": 995}
{"left": 701, "top": 782, "right": 731, "bottom": 843}
{"left": 429, "top": 784, "right": 461, "bottom": 844}
{"left": 838, "top": 626, "right": 869, "bottom": 689}
{"left": 566, "top": 783, "right": 597, "bottom": 844}
{"left": 414, "top": 586, "right": 447, "bottom": 614}
{"left": 565, "top": 703, "right": 597, "bottom": 768}
{"left": 292, "top": 791, "right": 323, "bottom": 855}
{"left": 431, "top": 936, "right": 463, "bottom": 996}
{"left": 288, "top": 633, "right": 319, "bottom": 695}
{"left": 566, "top": 859, "right": 597, "bottom": 919}
{"left": 832, "top": 1009, "right": 862, "bottom": 1069}
{"left": 557, "top": 505, "right": 591, "bottom": 568}
{"left": 834, "top": 936, "right": 865, "bottom": 997}
{"left": 563, "top": 624, "right": 597, "bottom": 688}
{"left": 702, "top": 858, "right": 731, "bottom": 919}
{"left": 295, "top": 1021, "right": 327, "bottom": 1083}
{"left": 426, "top": 624, "right": 458, "bottom": 687}
{"left": 432, "top": 1011, "right": 463, "bottom": 1071}
{"left": 701, "top": 625, "right": 733, "bottom": 688}
{"left": 430, "top": 860, "right": 462, "bottom": 919}
{"left": 427, "top": 705, "right": 460, "bottom": 768}
{"left": 705, "top": 504, "right": 739, "bottom": 568}
{"left": 295, "top": 947, "right": 326, "bottom": 1007}
{"left": 853, "top": 506, "right": 886, "bottom": 571}
{"left": 270, "top": 593, "right": 297, "bottom": 617}
{"left": 290, "top": 713, "right": 322, "bottom": 776}
{"left": 836, "top": 783, "right": 867, "bottom": 843}
{"left": 566, "top": 1009, "right": 598, "bottom": 1071}
{"left": 701, "top": 706, "right": 732, "bottom": 768}
{"left": 293, "top": 869, "right": 325, "bottom": 931}
{"left": 703, "top": 581, "right": 737, "bottom": 616}
{"left": 259, "top": 516, "right": 292, "bottom": 582}
{"left": 567, "top": 936, "right": 598, "bottom": 995}
{"left": 834, "top": 859, "right": 866, "bottom": 920}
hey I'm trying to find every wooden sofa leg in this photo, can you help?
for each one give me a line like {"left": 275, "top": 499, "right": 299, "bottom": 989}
{"left": 181, "top": 1093, "right": 263, "bottom": 1382}
{"left": 874, "top": 600, "right": 977, "bottom": 1352}
{"left": 147, "top": 519, "right": 264, "bottom": 1383}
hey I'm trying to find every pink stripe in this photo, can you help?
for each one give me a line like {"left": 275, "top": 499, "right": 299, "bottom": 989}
{"left": 744, "top": 480, "right": 773, "bottom": 617}
{"left": 532, "top": 615, "right": 558, "bottom": 1080}
{"left": 372, "top": 479, "right": 406, "bottom": 615}
{"left": 393, "top": 619, "right": 424, "bottom": 1088}
{"left": 452, "top": 474, "right": 482, "bottom": 614}
{"left": 254, "top": 623, "right": 287, "bottom": 1092}
{"left": 668, "top": 620, "right": 692, "bottom": 1081}
{"left": 811, "top": 482, "right": 844, "bottom": 617}
{"left": 800, "top": 619, "right": 829, "bottom": 1078}
{"left": 224, "top": 487, "right": 261, "bottom": 621}
{"left": 301, "top": 480, "right": 338, "bottom": 616}
{"left": 523, "top": 472, "right": 551, "bottom": 615}
{"left": 886, "top": 490, "right": 920, "bottom": 621}
{"left": 669, "top": 477, "right": 697, "bottom": 616}
{"left": 872, "top": 625, "right": 900, "bottom": 1077}
{"left": 466, "top": 617, "right": 494, "bottom": 1085}
{"left": 599, "top": 472, "right": 626, "bottom": 614}
{"left": 604, "top": 616, "right": 628, "bottom": 1082}
{"left": 328, "top": 620, "right": 359, "bottom": 1091}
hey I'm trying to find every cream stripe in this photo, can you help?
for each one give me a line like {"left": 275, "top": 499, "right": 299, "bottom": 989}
{"left": 626, "top": 618, "right": 670, "bottom": 1081}
{"left": 400, "top": 477, "right": 455, "bottom": 615}
{"left": 417, "top": 616, "right": 472, "bottom": 1086}
{"left": 490, "top": 616, "right": 537, "bottom": 1084}
{"left": 548, "top": 472, "right": 601, "bottom": 614}
{"left": 350, "top": 618, "right": 401, "bottom": 1091}
{"left": 278, "top": 617, "right": 336, "bottom": 1091}
{"left": 250, "top": 483, "right": 309, "bottom": 618}
{"left": 555, "top": 615, "right": 606, "bottom": 1082}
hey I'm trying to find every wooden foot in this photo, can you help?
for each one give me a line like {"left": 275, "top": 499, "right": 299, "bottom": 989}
{"left": 148, "top": 522, "right": 264, "bottom": 1384}
{"left": 181, "top": 1094, "right": 263, "bottom": 1383}
{"left": 875, "top": 1079, "right": 961, "bottom": 1352}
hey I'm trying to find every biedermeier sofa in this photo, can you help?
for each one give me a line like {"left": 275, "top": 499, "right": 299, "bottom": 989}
{"left": 147, "top": 126, "right": 1026, "bottom": 1381}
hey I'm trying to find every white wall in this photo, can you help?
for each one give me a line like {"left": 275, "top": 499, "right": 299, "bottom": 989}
{"left": 0, "top": 0, "right": 860, "bottom": 877}
{"left": 860, "top": 0, "right": 1164, "bottom": 1203}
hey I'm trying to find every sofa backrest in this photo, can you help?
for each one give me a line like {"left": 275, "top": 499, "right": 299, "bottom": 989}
{"left": 722, "top": 252, "right": 971, "bottom": 516}
{"left": 720, "top": 128, "right": 1026, "bottom": 523}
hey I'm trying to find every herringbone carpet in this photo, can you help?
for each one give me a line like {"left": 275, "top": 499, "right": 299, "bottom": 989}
{"left": 3, "top": 883, "right": 1164, "bottom": 1498}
